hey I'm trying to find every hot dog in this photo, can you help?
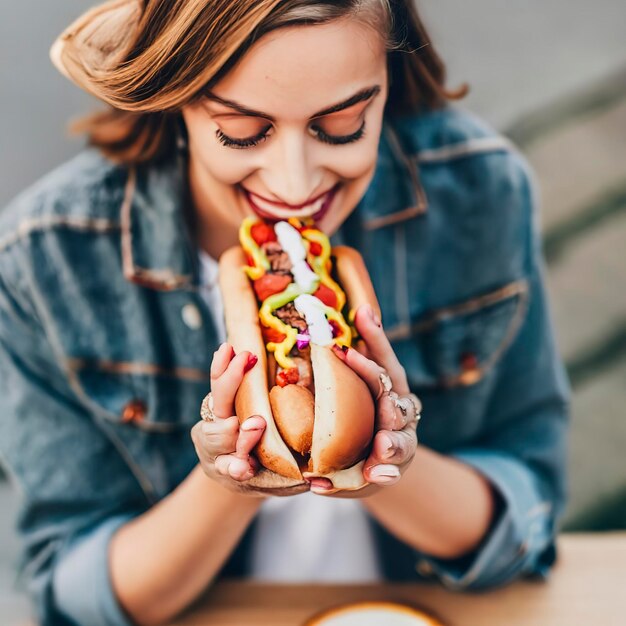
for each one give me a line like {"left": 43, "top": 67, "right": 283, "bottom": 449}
{"left": 218, "top": 217, "right": 381, "bottom": 491}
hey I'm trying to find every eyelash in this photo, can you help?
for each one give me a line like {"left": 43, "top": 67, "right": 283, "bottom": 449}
{"left": 215, "top": 126, "right": 271, "bottom": 149}
{"left": 215, "top": 120, "right": 366, "bottom": 149}
{"left": 314, "top": 121, "right": 366, "bottom": 145}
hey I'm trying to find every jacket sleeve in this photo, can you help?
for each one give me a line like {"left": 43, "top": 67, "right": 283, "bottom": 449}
{"left": 415, "top": 155, "right": 570, "bottom": 590}
{"left": 0, "top": 253, "right": 142, "bottom": 626}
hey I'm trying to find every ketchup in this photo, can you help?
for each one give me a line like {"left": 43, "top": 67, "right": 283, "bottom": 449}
{"left": 276, "top": 368, "right": 300, "bottom": 387}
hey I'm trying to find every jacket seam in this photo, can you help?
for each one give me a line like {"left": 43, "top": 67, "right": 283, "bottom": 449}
{"left": 386, "top": 279, "right": 528, "bottom": 341}
{"left": 67, "top": 357, "right": 211, "bottom": 382}
{"left": 20, "top": 258, "right": 158, "bottom": 505}
{"left": 362, "top": 124, "right": 428, "bottom": 231}
{"left": 386, "top": 279, "right": 530, "bottom": 388}
{"left": 0, "top": 216, "right": 121, "bottom": 254}
{"left": 441, "top": 282, "right": 530, "bottom": 388}
{"left": 120, "top": 166, "right": 192, "bottom": 292}
{"left": 414, "top": 137, "right": 514, "bottom": 164}
{"left": 362, "top": 137, "right": 513, "bottom": 231}
{"left": 363, "top": 205, "right": 426, "bottom": 231}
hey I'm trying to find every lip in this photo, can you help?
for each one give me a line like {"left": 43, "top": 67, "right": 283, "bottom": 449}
{"left": 241, "top": 184, "right": 340, "bottom": 224}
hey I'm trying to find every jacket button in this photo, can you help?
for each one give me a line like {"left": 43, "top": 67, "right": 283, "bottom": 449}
{"left": 459, "top": 351, "right": 480, "bottom": 385}
{"left": 416, "top": 560, "right": 434, "bottom": 576}
{"left": 182, "top": 303, "right": 203, "bottom": 330}
{"left": 122, "top": 400, "right": 147, "bottom": 423}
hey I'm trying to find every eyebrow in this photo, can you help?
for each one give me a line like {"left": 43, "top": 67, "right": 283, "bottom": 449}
{"left": 204, "top": 85, "right": 381, "bottom": 122}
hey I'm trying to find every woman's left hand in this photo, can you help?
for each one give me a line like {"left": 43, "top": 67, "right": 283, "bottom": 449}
{"left": 307, "top": 304, "right": 421, "bottom": 496}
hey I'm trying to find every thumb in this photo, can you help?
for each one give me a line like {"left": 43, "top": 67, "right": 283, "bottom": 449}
{"left": 235, "top": 416, "right": 266, "bottom": 459}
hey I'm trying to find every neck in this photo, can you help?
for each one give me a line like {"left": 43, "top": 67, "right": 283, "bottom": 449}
{"left": 187, "top": 159, "right": 239, "bottom": 260}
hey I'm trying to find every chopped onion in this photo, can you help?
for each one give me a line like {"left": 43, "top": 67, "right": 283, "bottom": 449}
{"left": 296, "top": 333, "right": 310, "bottom": 350}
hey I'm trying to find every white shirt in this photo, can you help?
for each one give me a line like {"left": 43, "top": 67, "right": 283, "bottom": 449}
{"left": 198, "top": 249, "right": 382, "bottom": 582}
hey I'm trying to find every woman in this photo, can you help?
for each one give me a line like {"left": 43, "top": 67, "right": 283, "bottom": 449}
{"left": 0, "top": 1, "right": 569, "bottom": 624}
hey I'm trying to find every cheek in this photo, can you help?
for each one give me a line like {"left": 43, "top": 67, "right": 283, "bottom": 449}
{"left": 327, "top": 137, "right": 378, "bottom": 181}
{"left": 199, "top": 149, "right": 257, "bottom": 186}
{"left": 323, "top": 120, "right": 383, "bottom": 181}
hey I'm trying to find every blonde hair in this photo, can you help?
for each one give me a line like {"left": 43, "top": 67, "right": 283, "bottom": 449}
{"left": 60, "top": 0, "right": 465, "bottom": 164}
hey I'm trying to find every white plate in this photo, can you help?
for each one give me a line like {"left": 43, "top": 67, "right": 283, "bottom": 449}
{"left": 305, "top": 601, "right": 445, "bottom": 626}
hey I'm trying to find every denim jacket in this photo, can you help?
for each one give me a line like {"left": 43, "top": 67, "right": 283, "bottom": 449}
{"left": 0, "top": 106, "right": 569, "bottom": 626}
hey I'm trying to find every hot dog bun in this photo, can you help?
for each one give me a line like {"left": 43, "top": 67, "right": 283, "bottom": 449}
{"left": 218, "top": 240, "right": 379, "bottom": 491}
{"left": 219, "top": 246, "right": 303, "bottom": 482}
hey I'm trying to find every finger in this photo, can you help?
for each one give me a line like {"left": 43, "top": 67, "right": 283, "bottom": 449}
{"left": 376, "top": 393, "right": 415, "bottom": 432}
{"left": 308, "top": 477, "right": 334, "bottom": 495}
{"left": 365, "top": 429, "right": 416, "bottom": 470}
{"left": 192, "top": 416, "right": 239, "bottom": 462}
{"left": 235, "top": 416, "right": 266, "bottom": 460}
{"left": 214, "top": 454, "right": 254, "bottom": 481}
{"left": 353, "top": 304, "right": 409, "bottom": 394}
{"left": 331, "top": 343, "right": 384, "bottom": 398}
{"left": 215, "top": 452, "right": 263, "bottom": 482}
{"left": 364, "top": 463, "right": 401, "bottom": 485}
{"left": 211, "top": 350, "right": 258, "bottom": 418}
{"left": 212, "top": 416, "right": 265, "bottom": 481}
{"left": 210, "top": 342, "right": 235, "bottom": 381}
{"left": 351, "top": 338, "right": 371, "bottom": 360}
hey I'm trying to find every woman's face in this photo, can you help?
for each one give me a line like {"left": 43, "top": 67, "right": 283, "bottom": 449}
{"left": 182, "top": 18, "right": 388, "bottom": 244}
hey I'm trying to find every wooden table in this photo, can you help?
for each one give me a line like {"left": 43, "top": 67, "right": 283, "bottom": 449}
{"left": 170, "top": 533, "right": 626, "bottom": 626}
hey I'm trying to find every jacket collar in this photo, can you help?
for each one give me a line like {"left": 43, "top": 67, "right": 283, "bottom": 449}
{"left": 356, "top": 118, "right": 428, "bottom": 232}
{"left": 119, "top": 118, "right": 427, "bottom": 292}
{"left": 120, "top": 152, "right": 198, "bottom": 292}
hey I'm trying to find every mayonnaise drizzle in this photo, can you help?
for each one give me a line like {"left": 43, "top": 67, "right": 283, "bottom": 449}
{"left": 274, "top": 221, "right": 319, "bottom": 293}
{"left": 294, "top": 294, "right": 333, "bottom": 346}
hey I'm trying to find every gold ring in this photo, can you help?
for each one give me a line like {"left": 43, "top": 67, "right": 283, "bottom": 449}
{"left": 200, "top": 392, "right": 217, "bottom": 422}
{"left": 376, "top": 370, "right": 393, "bottom": 400}
{"left": 392, "top": 393, "right": 422, "bottom": 423}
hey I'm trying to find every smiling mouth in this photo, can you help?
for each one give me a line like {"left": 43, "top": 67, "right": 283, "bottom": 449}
{"left": 241, "top": 184, "right": 340, "bottom": 223}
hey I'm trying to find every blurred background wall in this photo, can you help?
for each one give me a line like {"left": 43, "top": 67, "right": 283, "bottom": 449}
{"left": 1, "top": 0, "right": 625, "bottom": 622}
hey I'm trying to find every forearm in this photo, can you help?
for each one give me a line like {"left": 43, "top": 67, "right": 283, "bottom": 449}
{"left": 110, "top": 465, "right": 263, "bottom": 625}
{"left": 363, "top": 446, "right": 496, "bottom": 559}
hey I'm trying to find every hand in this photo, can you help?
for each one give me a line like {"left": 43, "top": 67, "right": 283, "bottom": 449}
{"left": 308, "top": 304, "right": 420, "bottom": 496}
{"left": 191, "top": 343, "right": 308, "bottom": 498}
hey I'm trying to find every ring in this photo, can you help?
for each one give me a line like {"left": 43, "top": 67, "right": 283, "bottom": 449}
{"left": 393, "top": 393, "right": 422, "bottom": 424}
{"left": 200, "top": 392, "right": 217, "bottom": 422}
{"left": 376, "top": 370, "right": 393, "bottom": 400}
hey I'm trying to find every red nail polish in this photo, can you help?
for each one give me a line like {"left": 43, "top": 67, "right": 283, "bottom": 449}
{"left": 331, "top": 344, "right": 345, "bottom": 358}
{"left": 341, "top": 345, "right": 349, "bottom": 354}
{"left": 244, "top": 354, "right": 258, "bottom": 373}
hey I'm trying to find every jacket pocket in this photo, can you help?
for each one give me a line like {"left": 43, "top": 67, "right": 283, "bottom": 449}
{"left": 389, "top": 280, "right": 529, "bottom": 390}
{"left": 66, "top": 359, "right": 210, "bottom": 433}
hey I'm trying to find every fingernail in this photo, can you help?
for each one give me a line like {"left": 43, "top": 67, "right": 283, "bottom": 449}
{"left": 331, "top": 344, "right": 347, "bottom": 359}
{"left": 241, "top": 417, "right": 265, "bottom": 431}
{"left": 341, "top": 345, "right": 349, "bottom": 354}
{"left": 368, "top": 305, "right": 382, "bottom": 328}
{"left": 370, "top": 465, "right": 400, "bottom": 480}
{"left": 244, "top": 354, "right": 258, "bottom": 373}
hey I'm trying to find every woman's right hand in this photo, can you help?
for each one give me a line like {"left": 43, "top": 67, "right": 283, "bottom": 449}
{"left": 191, "top": 342, "right": 308, "bottom": 498}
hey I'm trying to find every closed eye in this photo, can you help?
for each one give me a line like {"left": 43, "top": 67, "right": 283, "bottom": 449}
{"left": 311, "top": 120, "right": 366, "bottom": 145}
{"left": 215, "top": 125, "right": 272, "bottom": 149}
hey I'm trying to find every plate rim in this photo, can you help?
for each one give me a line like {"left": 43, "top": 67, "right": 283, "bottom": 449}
{"left": 303, "top": 599, "right": 446, "bottom": 626}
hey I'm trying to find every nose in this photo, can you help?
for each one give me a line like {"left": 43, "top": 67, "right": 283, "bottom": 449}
{"left": 262, "top": 130, "right": 321, "bottom": 206}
